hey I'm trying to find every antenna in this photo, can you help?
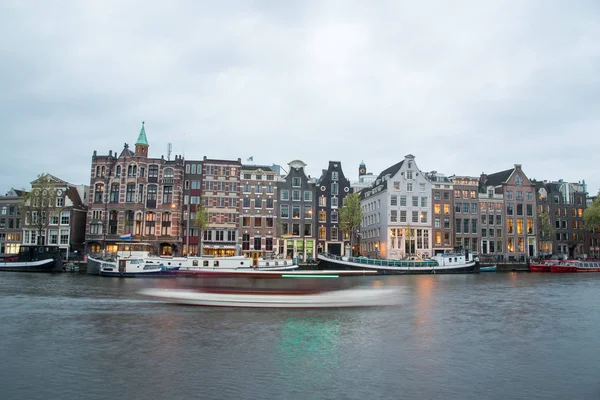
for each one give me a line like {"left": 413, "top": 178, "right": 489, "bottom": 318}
{"left": 167, "top": 143, "right": 172, "bottom": 161}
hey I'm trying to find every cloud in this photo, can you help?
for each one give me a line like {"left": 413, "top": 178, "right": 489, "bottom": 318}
{"left": 1, "top": 0, "right": 599, "bottom": 195}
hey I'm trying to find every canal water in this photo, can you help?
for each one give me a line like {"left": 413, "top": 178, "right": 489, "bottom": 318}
{"left": 1, "top": 272, "right": 600, "bottom": 400}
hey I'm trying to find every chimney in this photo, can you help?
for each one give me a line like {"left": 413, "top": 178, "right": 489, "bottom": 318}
{"left": 514, "top": 164, "right": 522, "bottom": 169}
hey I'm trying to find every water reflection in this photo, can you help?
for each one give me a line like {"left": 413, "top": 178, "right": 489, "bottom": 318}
{"left": 275, "top": 316, "right": 341, "bottom": 391}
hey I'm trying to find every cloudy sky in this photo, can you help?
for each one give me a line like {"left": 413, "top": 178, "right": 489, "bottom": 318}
{"left": 1, "top": 0, "right": 599, "bottom": 195}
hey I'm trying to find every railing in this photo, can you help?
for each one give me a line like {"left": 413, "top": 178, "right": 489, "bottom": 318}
{"left": 320, "top": 253, "right": 438, "bottom": 268}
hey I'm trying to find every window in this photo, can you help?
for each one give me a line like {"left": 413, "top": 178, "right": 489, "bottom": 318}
{"left": 455, "top": 190, "right": 461, "bottom": 198}
{"left": 254, "top": 184, "right": 262, "bottom": 194}
{"left": 443, "top": 204, "right": 450, "bottom": 214}
{"left": 292, "top": 205, "right": 300, "bottom": 219}
{"left": 444, "top": 218, "right": 450, "bottom": 229}
{"left": 393, "top": 182, "right": 400, "bottom": 190}
{"left": 280, "top": 205, "right": 289, "bottom": 218}
{"left": 516, "top": 191, "right": 523, "bottom": 201}
{"left": 56, "top": 197, "right": 63, "bottom": 207}
{"left": 400, "top": 196, "right": 407, "bottom": 206}
{"left": 332, "top": 171, "right": 338, "bottom": 180}
{"left": 527, "top": 204, "right": 533, "bottom": 216}
{"left": 515, "top": 175, "right": 522, "bottom": 185}
{"left": 319, "top": 226, "right": 326, "bottom": 240}
{"left": 242, "top": 216, "right": 250, "bottom": 227}
{"left": 517, "top": 204, "right": 523, "bottom": 216}
{"left": 281, "top": 190, "right": 289, "bottom": 201}
{"left": 507, "top": 191, "right": 513, "bottom": 200}
{"left": 456, "top": 219, "right": 462, "bottom": 233}
{"left": 243, "top": 184, "right": 251, "bottom": 193}
{"left": 434, "top": 192, "right": 440, "bottom": 201}
{"left": 266, "top": 185, "right": 274, "bottom": 194}
{"left": 162, "top": 186, "right": 173, "bottom": 203}
{"left": 242, "top": 198, "right": 251, "bottom": 208}
{"left": 434, "top": 204, "right": 441, "bottom": 214}
{"left": 421, "top": 197, "right": 427, "bottom": 207}
{"left": 420, "top": 212, "right": 427, "bottom": 223}
{"left": 254, "top": 217, "right": 262, "bottom": 228}
{"left": 391, "top": 195, "right": 398, "bottom": 206}
{"left": 391, "top": 210, "right": 398, "bottom": 222}
{"left": 60, "top": 229, "right": 69, "bottom": 245}
{"left": 463, "top": 203, "right": 469, "bottom": 213}
{"left": 319, "top": 210, "right": 326, "bottom": 223}
{"left": 330, "top": 227, "right": 338, "bottom": 240}
{"left": 126, "top": 184, "right": 135, "bottom": 202}
{"left": 420, "top": 183, "right": 426, "bottom": 192}
{"left": 472, "top": 219, "right": 477, "bottom": 234}
{"left": 266, "top": 198, "right": 274, "bottom": 209}
{"left": 412, "top": 211, "right": 418, "bottom": 223}
{"left": 305, "top": 205, "right": 313, "bottom": 219}
{"left": 507, "top": 204, "right": 514, "bottom": 216}
{"left": 443, "top": 192, "right": 450, "bottom": 201}
{"left": 331, "top": 183, "right": 338, "bottom": 195}
{"left": 463, "top": 219, "right": 469, "bottom": 234}
{"left": 407, "top": 183, "right": 413, "bottom": 192}
{"left": 304, "top": 191, "right": 312, "bottom": 202}
{"left": 319, "top": 196, "right": 327, "bottom": 207}
{"left": 292, "top": 190, "right": 301, "bottom": 201}
{"left": 149, "top": 165, "right": 159, "bottom": 179}
{"left": 292, "top": 177, "right": 301, "bottom": 187}
{"left": 304, "top": 224, "right": 312, "bottom": 236}
{"left": 412, "top": 196, "right": 419, "bottom": 207}
{"left": 406, "top": 170, "right": 413, "bottom": 179}
{"left": 434, "top": 217, "right": 441, "bottom": 228}
{"left": 254, "top": 198, "right": 262, "bottom": 209}
{"left": 331, "top": 197, "right": 338, "bottom": 207}
{"left": 94, "top": 183, "right": 104, "bottom": 203}
{"left": 292, "top": 223, "right": 300, "bottom": 236}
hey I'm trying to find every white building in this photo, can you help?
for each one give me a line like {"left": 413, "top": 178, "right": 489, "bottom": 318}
{"left": 360, "top": 154, "right": 433, "bottom": 259}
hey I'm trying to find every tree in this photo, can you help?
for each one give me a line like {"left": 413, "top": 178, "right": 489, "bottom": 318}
{"left": 339, "top": 193, "right": 363, "bottom": 256}
{"left": 584, "top": 197, "right": 600, "bottom": 232}
{"left": 21, "top": 173, "right": 64, "bottom": 246}
{"left": 194, "top": 197, "right": 210, "bottom": 256}
{"left": 537, "top": 210, "right": 555, "bottom": 256}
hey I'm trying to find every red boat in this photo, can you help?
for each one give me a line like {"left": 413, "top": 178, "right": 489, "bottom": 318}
{"left": 550, "top": 260, "right": 600, "bottom": 273}
{"left": 529, "top": 260, "right": 559, "bottom": 272}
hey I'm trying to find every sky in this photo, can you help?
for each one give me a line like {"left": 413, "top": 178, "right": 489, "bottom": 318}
{"left": 1, "top": 0, "right": 599, "bottom": 195}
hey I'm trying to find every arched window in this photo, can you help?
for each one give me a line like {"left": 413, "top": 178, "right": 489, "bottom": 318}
{"left": 94, "top": 183, "right": 105, "bottom": 203}
{"left": 116, "top": 165, "right": 121, "bottom": 177}
{"left": 163, "top": 167, "right": 174, "bottom": 178}
{"left": 128, "top": 164, "right": 137, "bottom": 177}
{"left": 101, "top": 166, "right": 105, "bottom": 177}
{"left": 95, "top": 166, "right": 100, "bottom": 177}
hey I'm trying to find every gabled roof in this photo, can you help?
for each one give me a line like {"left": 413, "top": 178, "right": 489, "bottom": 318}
{"left": 30, "top": 173, "right": 68, "bottom": 186}
{"left": 376, "top": 160, "right": 404, "bottom": 181}
{"left": 136, "top": 121, "right": 148, "bottom": 146}
{"left": 484, "top": 168, "right": 514, "bottom": 187}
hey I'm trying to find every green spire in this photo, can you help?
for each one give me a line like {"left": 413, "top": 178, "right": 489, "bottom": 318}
{"left": 360, "top": 160, "right": 366, "bottom": 166}
{"left": 136, "top": 121, "right": 148, "bottom": 146}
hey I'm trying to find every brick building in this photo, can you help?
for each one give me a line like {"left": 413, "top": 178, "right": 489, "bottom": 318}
{"left": 86, "top": 122, "right": 184, "bottom": 256}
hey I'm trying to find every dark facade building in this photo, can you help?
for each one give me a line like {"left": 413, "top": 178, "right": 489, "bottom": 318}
{"left": 427, "top": 171, "right": 454, "bottom": 254}
{"left": 276, "top": 160, "right": 316, "bottom": 261}
{"left": 199, "top": 157, "right": 241, "bottom": 256}
{"left": 182, "top": 159, "right": 203, "bottom": 255}
{"left": 536, "top": 180, "right": 586, "bottom": 258}
{"left": 449, "top": 176, "right": 480, "bottom": 254}
{"left": 315, "top": 161, "right": 351, "bottom": 256}
{"left": 86, "top": 122, "right": 185, "bottom": 256}
{"left": 0, "top": 189, "right": 25, "bottom": 255}
{"left": 239, "top": 165, "right": 278, "bottom": 262}
{"left": 479, "top": 164, "right": 537, "bottom": 261}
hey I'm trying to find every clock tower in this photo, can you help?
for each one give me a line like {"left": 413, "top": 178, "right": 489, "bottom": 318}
{"left": 358, "top": 161, "right": 366, "bottom": 177}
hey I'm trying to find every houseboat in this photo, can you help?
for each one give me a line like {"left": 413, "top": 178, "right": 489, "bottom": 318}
{"left": 317, "top": 250, "right": 478, "bottom": 275}
{"left": 0, "top": 245, "right": 63, "bottom": 273}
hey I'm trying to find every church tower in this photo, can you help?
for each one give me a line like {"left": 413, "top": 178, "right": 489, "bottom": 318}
{"left": 358, "top": 160, "right": 366, "bottom": 177}
{"left": 135, "top": 121, "right": 149, "bottom": 157}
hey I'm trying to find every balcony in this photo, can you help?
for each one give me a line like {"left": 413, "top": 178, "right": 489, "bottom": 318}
{"left": 162, "top": 177, "right": 174, "bottom": 185}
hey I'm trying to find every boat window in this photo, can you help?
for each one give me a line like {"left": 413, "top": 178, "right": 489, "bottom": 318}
{"left": 275, "top": 262, "right": 279, "bottom": 266}
{"left": 193, "top": 260, "right": 198, "bottom": 266}
{"left": 266, "top": 262, "right": 270, "bottom": 266}
{"left": 203, "top": 261, "right": 209, "bottom": 266}
{"left": 214, "top": 261, "right": 219, "bottom": 267}
{"left": 130, "top": 259, "right": 139, "bottom": 264}
{"left": 240, "top": 261, "right": 245, "bottom": 265}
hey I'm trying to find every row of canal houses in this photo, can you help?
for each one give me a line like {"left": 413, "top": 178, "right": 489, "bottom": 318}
{"left": 1, "top": 123, "right": 599, "bottom": 262}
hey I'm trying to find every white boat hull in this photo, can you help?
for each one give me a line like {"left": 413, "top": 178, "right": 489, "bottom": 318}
{"left": 139, "top": 287, "right": 402, "bottom": 308}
